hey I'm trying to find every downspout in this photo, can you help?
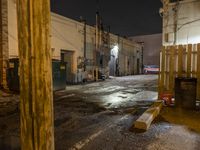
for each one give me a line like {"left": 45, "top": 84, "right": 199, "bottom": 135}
{"left": 117, "top": 34, "right": 120, "bottom": 76}
{"left": 83, "top": 20, "right": 86, "bottom": 71}
{"left": 173, "top": 1, "right": 179, "bottom": 45}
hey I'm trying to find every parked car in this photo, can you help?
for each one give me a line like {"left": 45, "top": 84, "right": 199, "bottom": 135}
{"left": 143, "top": 65, "right": 159, "bottom": 74}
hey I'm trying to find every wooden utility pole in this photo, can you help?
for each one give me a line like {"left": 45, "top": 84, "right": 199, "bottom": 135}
{"left": 0, "top": 0, "right": 2, "bottom": 88}
{"left": 16, "top": 0, "right": 54, "bottom": 149}
{"left": 0, "top": 0, "right": 9, "bottom": 89}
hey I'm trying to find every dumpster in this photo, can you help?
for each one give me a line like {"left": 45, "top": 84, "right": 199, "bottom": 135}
{"left": 52, "top": 60, "right": 67, "bottom": 91}
{"left": 7, "top": 58, "right": 20, "bottom": 91}
{"left": 7, "top": 59, "right": 66, "bottom": 92}
{"left": 175, "top": 77, "right": 197, "bottom": 109}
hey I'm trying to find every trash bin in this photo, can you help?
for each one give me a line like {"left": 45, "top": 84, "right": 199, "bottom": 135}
{"left": 175, "top": 77, "right": 197, "bottom": 109}
{"left": 7, "top": 58, "right": 20, "bottom": 91}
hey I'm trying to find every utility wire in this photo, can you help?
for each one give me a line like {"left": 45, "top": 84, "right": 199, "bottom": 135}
{"left": 177, "top": 18, "right": 200, "bottom": 31}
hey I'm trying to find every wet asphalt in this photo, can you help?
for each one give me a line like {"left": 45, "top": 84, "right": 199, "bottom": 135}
{"left": 1, "top": 75, "right": 199, "bottom": 150}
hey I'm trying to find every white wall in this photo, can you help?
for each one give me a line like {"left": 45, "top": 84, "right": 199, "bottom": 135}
{"left": 131, "top": 33, "right": 162, "bottom": 66}
{"left": 163, "top": 0, "right": 200, "bottom": 45}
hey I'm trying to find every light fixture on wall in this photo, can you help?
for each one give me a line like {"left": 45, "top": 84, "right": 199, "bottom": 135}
{"left": 111, "top": 45, "right": 119, "bottom": 58}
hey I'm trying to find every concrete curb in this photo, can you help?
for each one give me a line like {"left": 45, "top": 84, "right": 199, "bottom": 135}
{"left": 134, "top": 100, "right": 163, "bottom": 130}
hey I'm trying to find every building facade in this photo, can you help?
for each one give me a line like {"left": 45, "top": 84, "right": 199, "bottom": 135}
{"left": 162, "top": 0, "right": 200, "bottom": 45}
{"left": 159, "top": 0, "right": 200, "bottom": 100}
{"left": 0, "top": 0, "right": 143, "bottom": 90}
{"left": 130, "top": 33, "right": 162, "bottom": 66}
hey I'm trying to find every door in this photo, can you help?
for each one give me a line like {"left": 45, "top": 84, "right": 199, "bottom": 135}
{"left": 61, "top": 50, "right": 74, "bottom": 84}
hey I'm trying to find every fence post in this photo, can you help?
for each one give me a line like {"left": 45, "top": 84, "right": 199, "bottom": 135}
{"left": 159, "top": 46, "right": 166, "bottom": 97}
{"left": 169, "top": 46, "right": 175, "bottom": 94}
{"left": 187, "top": 44, "right": 192, "bottom": 78}
{"left": 0, "top": 0, "right": 9, "bottom": 89}
{"left": 197, "top": 44, "right": 200, "bottom": 100}
{"left": 178, "top": 45, "right": 183, "bottom": 77}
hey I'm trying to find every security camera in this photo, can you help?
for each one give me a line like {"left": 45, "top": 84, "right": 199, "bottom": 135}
{"left": 159, "top": 8, "right": 164, "bottom": 14}
{"left": 159, "top": 8, "right": 164, "bottom": 17}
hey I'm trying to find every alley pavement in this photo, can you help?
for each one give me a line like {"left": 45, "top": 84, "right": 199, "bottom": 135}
{"left": 1, "top": 75, "right": 200, "bottom": 150}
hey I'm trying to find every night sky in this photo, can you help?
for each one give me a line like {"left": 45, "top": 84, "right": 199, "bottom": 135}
{"left": 50, "top": 0, "right": 163, "bottom": 37}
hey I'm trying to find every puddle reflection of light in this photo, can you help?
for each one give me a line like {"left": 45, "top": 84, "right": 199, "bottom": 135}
{"left": 104, "top": 93, "right": 127, "bottom": 105}
{"left": 102, "top": 91, "right": 158, "bottom": 108}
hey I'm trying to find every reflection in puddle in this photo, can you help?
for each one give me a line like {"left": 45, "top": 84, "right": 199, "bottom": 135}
{"left": 101, "top": 91, "right": 158, "bottom": 109}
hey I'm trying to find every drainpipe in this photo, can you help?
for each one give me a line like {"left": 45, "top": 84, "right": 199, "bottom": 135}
{"left": 83, "top": 20, "right": 86, "bottom": 71}
{"left": 95, "top": 12, "right": 100, "bottom": 81}
{"left": 141, "top": 43, "right": 144, "bottom": 74}
{"left": 173, "top": 1, "right": 179, "bottom": 45}
{"left": 116, "top": 34, "right": 120, "bottom": 76}
{"left": 80, "top": 17, "right": 87, "bottom": 71}
{"left": 95, "top": 12, "right": 100, "bottom": 54}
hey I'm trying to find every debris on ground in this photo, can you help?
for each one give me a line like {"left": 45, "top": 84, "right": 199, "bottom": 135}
{"left": 1, "top": 75, "right": 200, "bottom": 150}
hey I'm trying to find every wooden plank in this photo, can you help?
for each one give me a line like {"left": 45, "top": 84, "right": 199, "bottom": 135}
{"left": 0, "top": 0, "right": 2, "bottom": 88}
{"left": 178, "top": 45, "right": 183, "bottom": 77}
{"left": 192, "top": 44, "right": 197, "bottom": 78}
{"left": 169, "top": 46, "right": 175, "bottom": 93}
{"left": 134, "top": 101, "right": 163, "bottom": 130}
{"left": 17, "top": 0, "right": 54, "bottom": 149}
{"left": 165, "top": 47, "right": 170, "bottom": 91}
{"left": 197, "top": 44, "right": 200, "bottom": 100}
{"left": 159, "top": 47, "right": 166, "bottom": 96}
{"left": 159, "top": 46, "right": 166, "bottom": 96}
{"left": 187, "top": 44, "right": 192, "bottom": 77}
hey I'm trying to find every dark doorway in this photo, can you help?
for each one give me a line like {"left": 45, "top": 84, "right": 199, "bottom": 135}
{"left": 61, "top": 50, "right": 74, "bottom": 84}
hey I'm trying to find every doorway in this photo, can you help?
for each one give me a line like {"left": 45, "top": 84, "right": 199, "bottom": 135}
{"left": 61, "top": 50, "right": 74, "bottom": 84}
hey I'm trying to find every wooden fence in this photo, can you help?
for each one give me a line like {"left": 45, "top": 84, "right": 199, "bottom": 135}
{"left": 158, "top": 44, "right": 200, "bottom": 100}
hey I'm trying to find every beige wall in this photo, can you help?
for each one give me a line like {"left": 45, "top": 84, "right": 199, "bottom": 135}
{"left": 8, "top": 0, "right": 18, "bottom": 58}
{"left": 110, "top": 35, "right": 142, "bottom": 75}
{"left": 163, "top": 0, "right": 200, "bottom": 45}
{"left": 7, "top": 0, "right": 142, "bottom": 76}
{"left": 131, "top": 34, "right": 162, "bottom": 66}
{"left": 51, "top": 14, "right": 86, "bottom": 73}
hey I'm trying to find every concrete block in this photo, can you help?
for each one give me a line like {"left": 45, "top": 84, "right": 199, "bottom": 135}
{"left": 134, "top": 100, "right": 163, "bottom": 130}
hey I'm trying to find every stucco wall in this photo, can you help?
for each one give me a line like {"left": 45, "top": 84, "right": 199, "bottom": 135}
{"left": 110, "top": 35, "right": 142, "bottom": 75}
{"left": 163, "top": 0, "right": 200, "bottom": 45}
{"left": 130, "top": 33, "right": 162, "bottom": 66}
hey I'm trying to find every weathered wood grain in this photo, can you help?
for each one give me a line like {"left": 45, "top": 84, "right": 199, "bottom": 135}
{"left": 159, "top": 46, "right": 166, "bottom": 96}
{"left": 187, "top": 44, "right": 192, "bottom": 77}
{"left": 16, "top": 0, "right": 54, "bottom": 149}
{"left": 134, "top": 100, "right": 163, "bottom": 130}
{"left": 0, "top": 0, "right": 9, "bottom": 89}
{"left": 178, "top": 45, "right": 183, "bottom": 77}
{"left": 159, "top": 44, "right": 200, "bottom": 98}
{"left": 169, "top": 46, "right": 175, "bottom": 93}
